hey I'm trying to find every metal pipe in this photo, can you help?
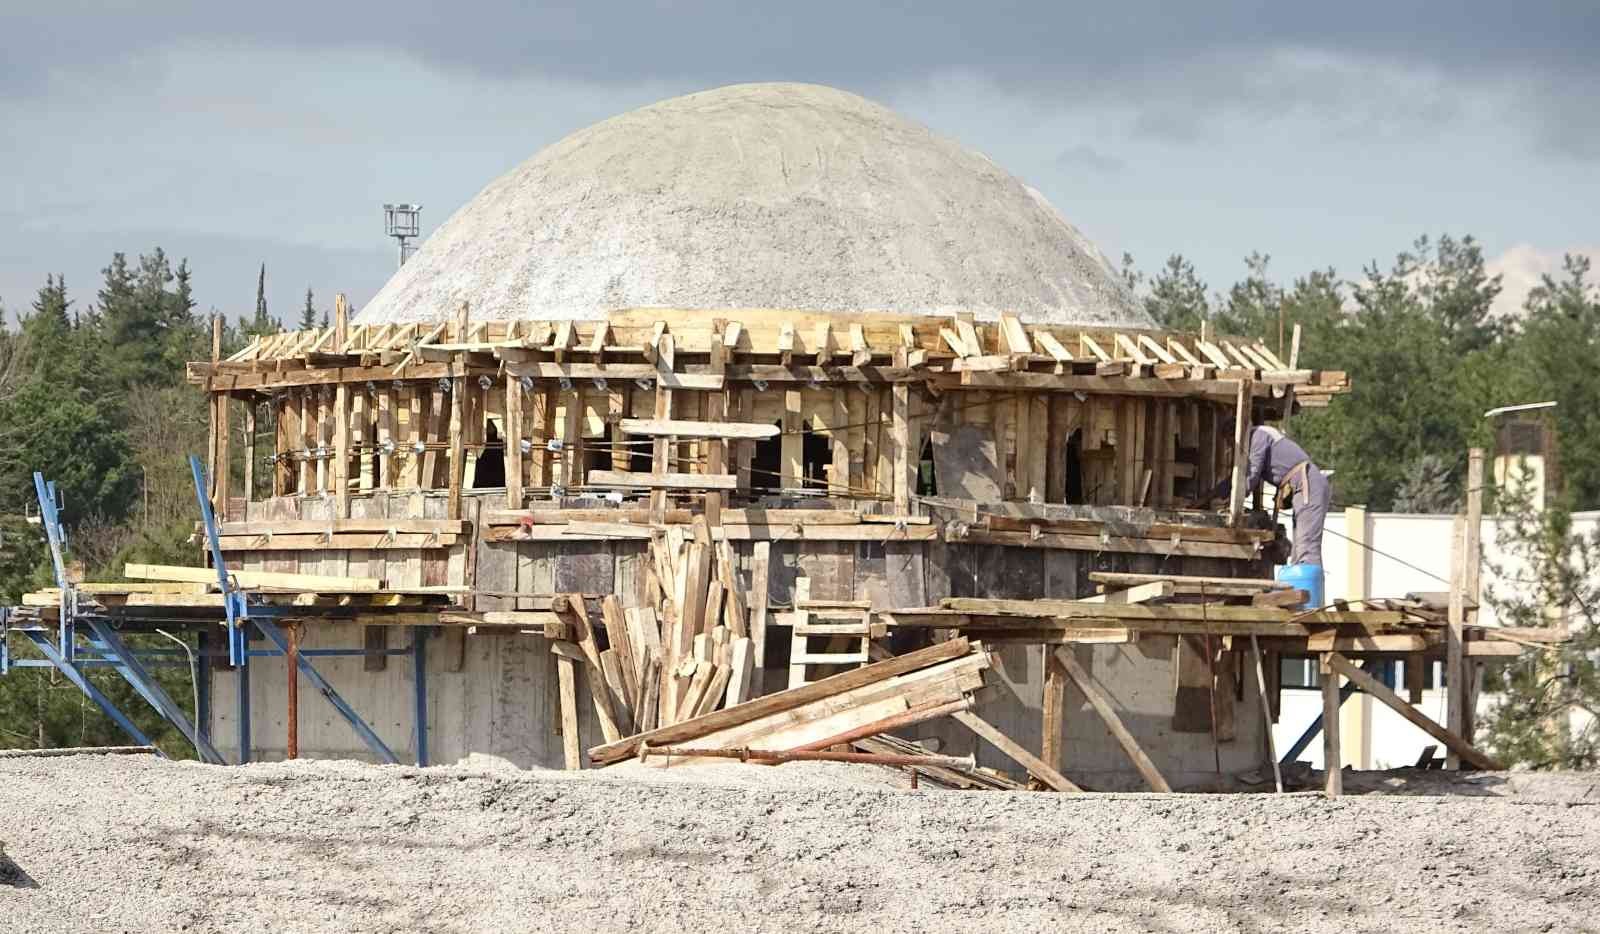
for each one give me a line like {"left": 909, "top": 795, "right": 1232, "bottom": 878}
{"left": 639, "top": 742, "right": 976, "bottom": 771}
{"left": 286, "top": 623, "right": 299, "bottom": 760}
{"left": 789, "top": 694, "right": 973, "bottom": 753}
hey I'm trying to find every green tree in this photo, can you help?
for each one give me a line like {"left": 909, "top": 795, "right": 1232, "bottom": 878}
{"left": 1481, "top": 477, "right": 1600, "bottom": 768}
{"left": 1142, "top": 255, "right": 1210, "bottom": 332}
{"left": 299, "top": 286, "right": 317, "bottom": 330}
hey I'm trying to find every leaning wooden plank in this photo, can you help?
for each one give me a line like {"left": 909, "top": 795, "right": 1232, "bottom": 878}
{"left": 1325, "top": 652, "right": 1504, "bottom": 770}
{"left": 677, "top": 661, "right": 716, "bottom": 720}
{"left": 589, "top": 637, "right": 972, "bottom": 764}
{"left": 951, "top": 710, "right": 1081, "bottom": 793}
{"left": 587, "top": 469, "right": 739, "bottom": 491}
{"left": 619, "top": 419, "right": 779, "bottom": 439}
{"left": 1053, "top": 648, "right": 1171, "bottom": 792}
{"left": 554, "top": 649, "right": 582, "bottom": 770}
{"left": 599, "top": 649, "right": 635, "bottom": 736}
{"left": 123, "top": 563, "right": 382, "bottom": 592}
{"left": 725, "top": 637, "right": 755, "bottom": 706}
{"left": 694, "top": 666, "right": 733, "bottom": 718}
{"left": 558, "top": 596, "right": 624, "bottom": 744}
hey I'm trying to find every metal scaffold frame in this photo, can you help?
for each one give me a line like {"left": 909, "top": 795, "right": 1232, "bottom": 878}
{"left": 0, "top": 457, "right": 431, "bottom": 767}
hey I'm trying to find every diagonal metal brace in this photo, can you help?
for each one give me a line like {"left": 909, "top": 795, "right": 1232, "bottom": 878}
{"left": 1279, "top": 658, "right": 1378, "bottom": 766}
{"left": 20, "top": 631, "right": 162, "bottom": 754}
{"left": 252, "top": 618, "right": 400, "bottom": 764}
{"left": 84, "top": 619, "right": 227, "bottom": 765}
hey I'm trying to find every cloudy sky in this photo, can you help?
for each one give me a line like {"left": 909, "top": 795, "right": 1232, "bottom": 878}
{"left": 2, "top": 2, "right": 1595, "bottom": 323}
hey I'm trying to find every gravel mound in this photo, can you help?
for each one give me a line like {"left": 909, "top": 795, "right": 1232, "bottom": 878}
{"left": 1, "top": 754, "right": 1594, "bottom": 933}
{"left": 357, "top": 82, "right": 1153, "bottom": 328}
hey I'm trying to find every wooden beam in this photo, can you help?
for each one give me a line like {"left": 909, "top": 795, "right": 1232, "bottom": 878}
{"left": 1053, "top": 648, "right": 1171, "bottom": 792}
{"left": 1321, "top": 653, "right": 1342, "bottom": 796}
{"left": 1328, "top": 651, "right": 1503, "bottom": 771}
{"left": 124, "top": 563, "right": 382, "bottom": 592}
{"left": 1042, "top": 650, "right": 1067, "bottom": 775}
{"left": 1227, "top": 377, "right": 1251, "bottom": 525}
{"left": 587, "top": 469, "right": 737, "bottom": 490}
{"left": 951, "top": 710, "right": 1081, "bottom": 793}
{"left": 620, "top": 418, "right": 778, "bottom": 439}
{"left": 589, "top": 637, "right": 973, "bottom": 764}
{"left": 1078, "top": 581, "right": 1174, "bottom": 605}
{"left": 555, "top": 649, "right": 582, "bottom": 769}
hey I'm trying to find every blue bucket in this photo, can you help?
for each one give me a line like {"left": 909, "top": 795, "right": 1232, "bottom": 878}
{"left": 1276, "top": 563, "right": 1325, "bottom": 610}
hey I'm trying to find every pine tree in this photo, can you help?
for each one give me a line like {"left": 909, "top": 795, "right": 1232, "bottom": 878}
{"left": 299, "top": 287, "right": 317, "bottom": 330}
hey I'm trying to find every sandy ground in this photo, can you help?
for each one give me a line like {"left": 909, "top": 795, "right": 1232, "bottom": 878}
{"left": 1, "top": 754, "right": 1597, "bottom": 934}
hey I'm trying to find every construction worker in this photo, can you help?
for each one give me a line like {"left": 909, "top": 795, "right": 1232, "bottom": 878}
{"left": 1215, "top": 420, "right": 1330, "bottom": 567}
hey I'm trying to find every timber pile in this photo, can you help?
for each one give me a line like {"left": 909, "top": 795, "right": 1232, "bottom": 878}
{"left": 547, "top": 516, "right": 762, "bottom": 766}
{"left": 589, "top": 638, "right": 994, "bottom": 770}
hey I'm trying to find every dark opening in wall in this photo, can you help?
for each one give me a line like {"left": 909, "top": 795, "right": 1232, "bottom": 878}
{"left": 628, "top": 432, "right": 653, "bottom": 473}
{"left": 801, "top": 424, "right": 829, "bottom": 488}
{"left": 473, "top": 420, "right": 506, "bottom": 488}
{"left": 591, "top": 424, "right": 614, "bottom": 473}
{"left": 749, "top": 422, "right": 783, "bottom": 494}
{"left": 917, "top": 437, "right": 937, "bottom": 495}
{"left": 1064, "top": 427, "right": 1084, "bottom": 504}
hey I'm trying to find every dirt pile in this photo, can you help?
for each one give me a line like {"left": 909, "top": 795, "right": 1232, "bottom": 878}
{"left": 1, "top": 754, "right": 1595, "bottom": 933}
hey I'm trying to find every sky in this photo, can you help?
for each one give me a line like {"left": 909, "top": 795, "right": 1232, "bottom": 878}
{"left": 1, "top": 2, "right": 1596, "bottom": 325}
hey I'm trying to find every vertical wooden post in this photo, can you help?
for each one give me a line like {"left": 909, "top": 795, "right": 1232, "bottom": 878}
{"left": 705, "top": 321, "right": 728, "bottom": 525}
{"left": 1461, "top": 448, "right": 1484, "bottom": 748}
{"left": 214, "top": 394, "right": 231, "bottom": 520}
{"left": 1344, "top": 503, "right": 1371, "bottom": 768}
{"left": 782, "top": 386, "right": 803, "bottom": 493}
{"left": 506, "top": 375, "right": 525, "bottom": 508}
{"left": 1228, "top": 378, "right": 1252, "bottom": 526}
{"left": 1042, "top": 649, "right": 1067, "bottom": 774}
{"left": 335, "top": 383, "right": 351, "bottom": 518}
{"left": 334, "top": 293, "right": 349, "bottom": 350}
{"left": 447, "top": 302, "right": 469, "bottom": 519}
{"left": 1251, "top": 635, "right": 1283, "bottom": 793}
{"left": 829, "top": 389, "right": 849, "bottom": 498}
{"left": 650, "top": 332, "right": 674, "bottom": 521}
{"left": 1320, "top": 652, "right": 1342, "bottom": 796}
{"left": 208, "top": 314, "right": 225, "bottom": 516}
{"left": 243, "top": 399, "right": 256, "bottom": 508}
{"left": 891, "top": 367, "right": 912, "bottom": 513}
{"left": 1446, "top": 512, "right": 1468, "bottom": 769}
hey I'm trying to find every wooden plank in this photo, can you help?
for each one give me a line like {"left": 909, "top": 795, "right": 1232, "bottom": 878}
{"left": 506, "top": 373, "right": 525, "bottom": 507}
{"left": 750, "top": 541, "right": 771, "bottom": 668}
{"left": 951, "top": 710, "right": 1081, "bottom": 793}
{"left": 555, "top": 650, "right": 582, "bottom": 769}
{"left": 1078, "top": 581, "right": 1173, "bottom": 605}
{"left": 1321, "top": 653, "right": 1342, "bottom": 796}
{"left": 726, "top": 637, "right": 755, "bottom": 706}
{"left": 589, "top": 637, "right": 973, "bottom": 763}
{"left": 782, "top": 386, "right": 803, "bottom": 491}
{"left": 586, "top": 469, "right": 738, "bottom": 491}
{"left": 620, "top": 419, "right": 778, "bottom": 439}
{"left": 123, "top": 563, "right": 382, "bottom": 592}
{"left": 1227, "top": 378, "right": 1251, "bottom": 525}
{"left": 1042, "top": 650, "right": 1067, "bottom": 775}
{"left": 1326, "top": 652, "right": 1503, "bottom": 771}
{"left": 1053, "top": 647, "right": 1171, "bottom": 792}
{"left": 447, "top": 374, "right": 466, "bottom": 518}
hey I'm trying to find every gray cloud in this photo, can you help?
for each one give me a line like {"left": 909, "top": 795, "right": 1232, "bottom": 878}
{"left": 1055, "top": 143, "right": 1125, "bottom": 174}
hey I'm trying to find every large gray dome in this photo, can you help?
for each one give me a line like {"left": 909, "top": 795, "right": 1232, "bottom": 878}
{"left": 357, "top": 82, "right": 1154, "bottom": 328}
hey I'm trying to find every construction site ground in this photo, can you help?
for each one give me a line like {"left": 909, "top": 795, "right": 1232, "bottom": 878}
{"left": 1, "top": 755, "right": 1595, "bottom": 933}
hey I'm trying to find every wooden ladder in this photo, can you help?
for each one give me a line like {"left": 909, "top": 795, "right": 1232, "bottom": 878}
{"left": 788, "top": 579, "right": 880, "bottom": 688}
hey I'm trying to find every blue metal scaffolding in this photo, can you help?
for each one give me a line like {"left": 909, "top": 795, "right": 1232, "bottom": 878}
{"left": 0, "top": 456, "right": 437, "bottom": 767}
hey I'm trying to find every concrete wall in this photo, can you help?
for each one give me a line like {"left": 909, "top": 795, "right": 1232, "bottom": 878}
{"left": 213, "top": 493, "right": 1276, "bottom": 788}
{"left": 210, "top": 623, "right": 604, "bottom": 768}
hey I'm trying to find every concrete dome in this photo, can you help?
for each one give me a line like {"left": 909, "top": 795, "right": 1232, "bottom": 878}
{"left": 357, "top": 82, "right": 1154, "bottom": 328}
